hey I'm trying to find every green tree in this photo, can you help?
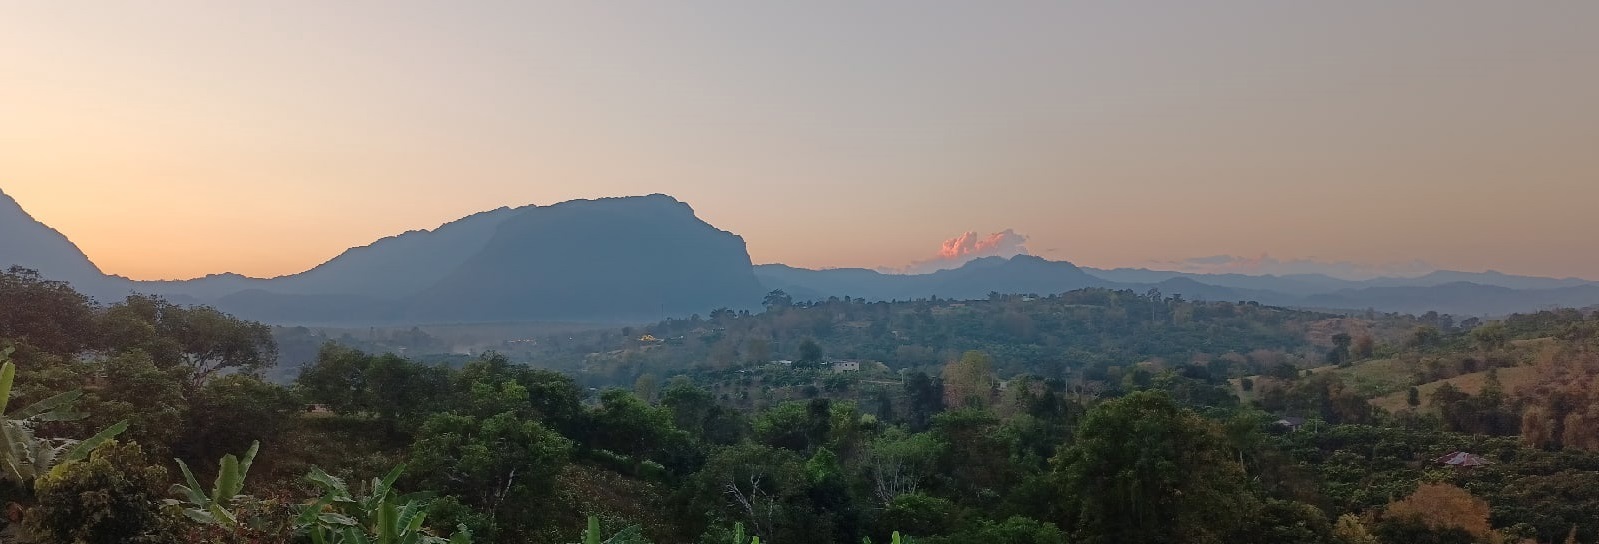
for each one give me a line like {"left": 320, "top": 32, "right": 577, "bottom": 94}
{"left": 798, "top": 340, "right": 824, "bottom": 365}
{"left": 81, "top": 350, "right": 187, "bottom": 451}
{"left": 589, "top": 389, "right": 688, "bottom": 461}
{"left": 754, "top": 401, "right": 831, "bottom": 454}
{"left": 863, "top": 428, "right": 944, "bottom": 506}
{"left": 876, "top": 494, "right": 955, "bottom": 538}
{"left": 0, "top": 267, "right": 96, "bottom": 358}
{"left": 295, "top": 343, "right": 371, "bottom": 415}
{"left": 102, "top": 295, "right": 277, "bottom": 389}
{"left": 690, "top": 443, "right": 807, "bottom": 542}
{"left": 1052, "top": 391, "right": 1257, "bottom": 544}
{"left": 763, "top": 290, "right": 793, "bottom": 311}
{"left": 364, "top": 351, "right": 452, "bottom": 431}
{"left": 921, "top": 516, "right": 1065, "bottom": 544}
{"left": 176, "top": 374, "right": 299, "bottom": 470}
{"left": 634, "top": 373, "right": 660, "bottom": 404}
{"left": 930, "top": 409, "right": 1013, "bottom": 504}
{"left": 902, "top": 372, "right": 944, "bottom": 433}
{"left": 1470, "top": 323, "right": 1509, "bottom": 352}
{"left": 409, "top": 411, "right": 571, "bottom": 539}
{"left": 1239, "top": 499, "right": 1332, "bottom": 544}
{"left": 445, "top": 354, "right": 585, "bottom": 436}
{"left": 661, "top": 378, "right": 746, "bottom": 446}
{"left": 1409, "top": 326, "right": 1443, "bottom": 350}
{"left": 1328, "top": 333, "right": 1353, "bottom": 366}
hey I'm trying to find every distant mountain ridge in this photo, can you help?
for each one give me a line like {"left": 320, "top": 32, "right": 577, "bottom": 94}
{"left": 3, "top": 186, "right": 1597, "bottom": 321}
{"left": 756, "top": 255, "right": 1111, "bottom": 302}
{"left": 0, "top": 188, "right": 134, "bottom": 300}
{"left": 3, "top": 191, "right": 766, "bottom": 323}
{"left": 1085, "top": 266, "right": 1596, "bottom": 295}
{"left": 135, "top": 206, "right": 527, "bottom": 301}
{"left": 765, "top": 260, "right": 1599, "bottom": 316}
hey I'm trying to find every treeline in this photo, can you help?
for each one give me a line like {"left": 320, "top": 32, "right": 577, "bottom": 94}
{"left": 557, "top": 289, "right": 1400, "bottom": 389}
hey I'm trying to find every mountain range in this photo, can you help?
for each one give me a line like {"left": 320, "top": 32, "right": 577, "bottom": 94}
{"left": 4, "top": 187, "right": 1597, "bottom": 323}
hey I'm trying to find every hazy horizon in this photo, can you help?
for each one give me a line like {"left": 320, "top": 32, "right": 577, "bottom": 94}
{"left": 5, "top": 2, "right": 1597, "bottom": 280}
{"left": 7, "top": 187, "right": 1592, "bottom": 284}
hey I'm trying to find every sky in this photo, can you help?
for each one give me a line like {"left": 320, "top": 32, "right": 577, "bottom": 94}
{"left": 2, "top": 2, "right": 1597, "bottom": 281}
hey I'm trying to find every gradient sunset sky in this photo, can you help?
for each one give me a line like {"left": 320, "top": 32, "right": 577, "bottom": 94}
{"left": 3, "top": 2, "right": 1597, "bottom": 281}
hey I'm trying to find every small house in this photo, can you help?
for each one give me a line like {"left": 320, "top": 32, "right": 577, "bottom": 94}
{"left": 1435, "top": 451, "right": 1491, "bottom": 469}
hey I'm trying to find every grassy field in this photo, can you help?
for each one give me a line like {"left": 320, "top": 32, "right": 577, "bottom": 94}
{"left": 1322, "top": 358, "right": 1419, "bottom": 398}
{"left": 1227, "top": 359, "right": 1392, "bottom": 403}
{"left": 1369, "top": 365, "right": 1541, "bottom": 414}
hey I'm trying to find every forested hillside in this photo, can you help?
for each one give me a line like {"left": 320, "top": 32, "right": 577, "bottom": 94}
{"left": 479, "top": 288, "right": 1415, "bottom": 390}
{"left": 6, "top": 268, "right": 1599, "bottom": 543}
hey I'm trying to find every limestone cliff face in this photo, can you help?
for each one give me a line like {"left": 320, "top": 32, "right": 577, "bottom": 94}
{"left": 406, "top": 194, "right": 765, "bottom": 322}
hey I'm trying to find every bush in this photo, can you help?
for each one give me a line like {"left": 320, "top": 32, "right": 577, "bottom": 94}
{"left": 26, "top": 441, "right": 172, "bottom": 544}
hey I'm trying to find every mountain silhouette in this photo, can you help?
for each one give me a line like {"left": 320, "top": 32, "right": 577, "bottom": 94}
{"left": 756, "top": 255, "right": 1111, "bottom": 302}
{"left": 405, "top": 194, "right": 765, "bottom": 322}
{"left": 4, "top": 186, "right": 1598, "bottom": 321}
{"left": 0, "top": 188, "right": 126, "bottom": 299}
{"left": 184, "top": 195, "right": 765, "bottom": 323}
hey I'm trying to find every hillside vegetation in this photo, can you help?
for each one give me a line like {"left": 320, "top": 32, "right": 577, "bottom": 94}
{"left": 7, "top": 268, "right": 1599, "bottom": 543}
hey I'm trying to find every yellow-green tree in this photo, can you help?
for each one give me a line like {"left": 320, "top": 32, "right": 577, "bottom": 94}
{"left": 941, "top": 351, "right": 994, "bottom": 409}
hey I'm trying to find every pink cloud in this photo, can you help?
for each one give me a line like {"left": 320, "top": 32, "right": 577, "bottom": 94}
{"left": 887, "top": 229, "right": 1031, "bottom": 274}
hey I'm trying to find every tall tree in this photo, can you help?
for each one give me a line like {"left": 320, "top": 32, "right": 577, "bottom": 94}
{"left": 902, "top": 372, "right": 944, "bottom": 432}
{"left": 1053, "top": 391, "right": 1257, "bottom": 544}
{"left": 941, "top": 351, "right": 995, "bottom": 409}
{"left": 410, "top": 411, "right": 572, "bottom": 540}
{"left": 798, "top": 340, "right": 824, "bottom": 365}
{"left": 763, "top": 290, "right": 793, "bottom": 311}
{"left": 103, "top": 295, "right": 276, "bottom": 389}
{"left": 862, "top": 428, "right": 943, "bottom": 506}
{"left": 0, "top": 267, "right": 95, "bottom": 358}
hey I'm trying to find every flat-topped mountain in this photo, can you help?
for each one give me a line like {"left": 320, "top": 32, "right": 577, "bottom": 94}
{"left": 405, "top": 195, "right": 766, "bottom": 322}
{"left": 190, "top": 195, "right": 765, "bottom": 323}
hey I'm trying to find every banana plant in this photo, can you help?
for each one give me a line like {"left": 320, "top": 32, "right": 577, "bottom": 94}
{"left": 165, "top": 440, "right": 259, "bottom": 527}
{"left": 578, "top": 515, "right": 649, "bottom": 544}
{"left": 296, "top": 465, "right": 471, "bottom": 544}
{"left": 0, "top": 348, "right": 129, "bottom": 483}
{"left": 731, "top": 522, "right": 760, "bottom": 544}
{"left": 862, "top": 531, "right": 911, "bottom": 544}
